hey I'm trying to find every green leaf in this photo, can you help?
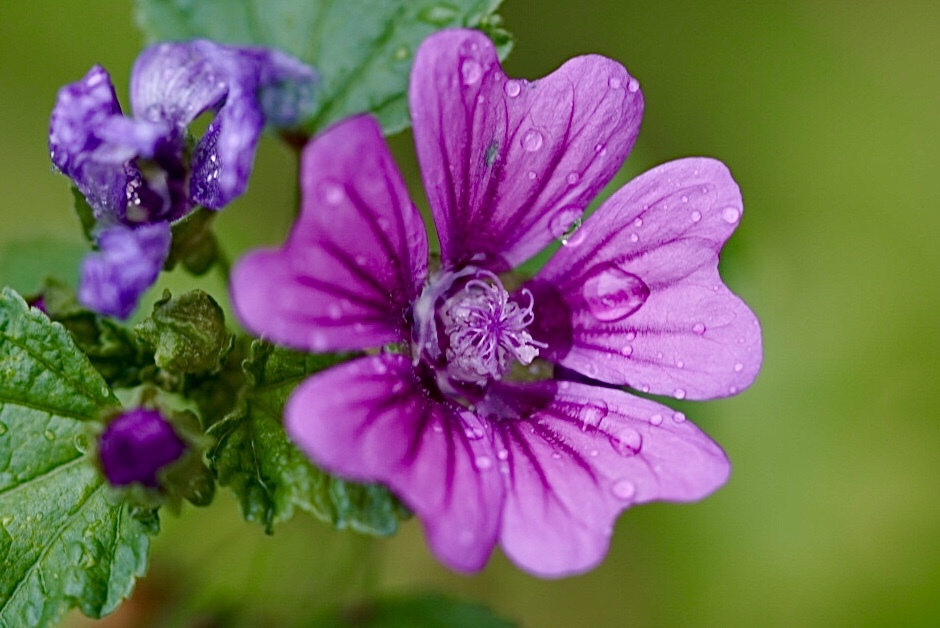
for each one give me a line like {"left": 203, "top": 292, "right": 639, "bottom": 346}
{"left": 309, "top": 593, "right": 517, "bottom": 628}
{"left": 208, "top": 341, "right": 409, "bottom": 534}
{"left": 0, "top": 287, "right": 157, "bottom": 626}
{"left": 134, "top": 0, "right": 512, "bottom": 135}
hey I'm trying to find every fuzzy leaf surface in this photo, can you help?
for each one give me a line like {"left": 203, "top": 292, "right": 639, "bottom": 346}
{"left": 0, "top": 288, "right": 157, "bottom": 626}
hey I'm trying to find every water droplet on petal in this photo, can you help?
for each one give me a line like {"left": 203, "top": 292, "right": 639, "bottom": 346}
{"left": 608, "top": 77, "right": 622, "bottom": 89}
{"left": 527, "top": 171, "right": 536, "bottom": 180}
{"left": 549, "top": 208, "right": 584, "bottom": 246}
{"left": 566, "top": 172, "right": 580, "bottom": 185}
{"left": 521, "top": 129, "right": 544, "bottom": 151}
{"left": 475, "top": 455, "right": 493, "bottom": 470}
{"left": 627, "top": 78, "right": 640, "bottom": 93}
{"left": 611, "top": 479, "right": 637, "bottom": 501}
{"left": 691, "top": 210, "right": 702, "bottom": 222}
{"left": 734, "top": 362, "right": 744, "bottom": 372}
{"left": 673, "top": 411, "right": 686, "bottom": 423}
{"left": 461, "top": 58, "right": 483, "bottom": 85}
{"left": 504, "top": 80, "right": 521, "bottom": 97}
{"left": 723, "top": 207, "right": 741, "bottom": 223}
{"left": 692, "top": 322, "right": 706, "bottom": 335}
{"left": 650, "top": 413, "right": 663, "bottom": 426}
{"left": 319, "top": 180, "right": 345, "bottom": 205}
{"left": 496, "top": 449, "right": 509, "bottom": 461}
{"left": 621, "top": 345, "right": 633, "bottom": 356}
{"left": 43, "top": 430, "right": 56, "bottom": 441}
{"left": 582, "top": 264, "right": 650, "bottom": 322}
{"left": 579, "top": 400, "right": 608, "bottom": 431}
{"left": 633, "top": 217, "right": 643, "bottom": 228}
{"left": 609, "top": 428, "right": 642, "bottom": 456}
{"left": 630, "top": 232, "right": 639, "bottom": 243}
{"left": 674, "top": 388, "right": 687, "bottom": 399}
{"left": 625, "top": 331, "right": 637, "bottom": 341}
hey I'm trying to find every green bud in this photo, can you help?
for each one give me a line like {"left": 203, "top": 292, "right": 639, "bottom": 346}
{"left": 135, "top": 290, "right": 233, "bottom": 374}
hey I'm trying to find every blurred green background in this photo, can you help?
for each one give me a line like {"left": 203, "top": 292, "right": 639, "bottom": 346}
{"left": 2, "top": 1, "right": 938, "bottom": 626}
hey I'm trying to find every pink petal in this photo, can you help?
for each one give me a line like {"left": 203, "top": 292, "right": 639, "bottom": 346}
{"left": 286, "top": 355, "right": 505, "bottom": 572}
{"left": 230, "top": 116, "right": 428, "bottom": 352}
{"left": 409, "top": 29, "right": 642, "bottom": 270}
{"left": 532, "top": 158, "right": 762, "bottom": 399}
{"left": 486, "top": 380, "right": 729, "bottom": 577}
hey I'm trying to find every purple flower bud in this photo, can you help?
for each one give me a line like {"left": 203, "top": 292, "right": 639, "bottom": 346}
{"left": 99, "top": 408, "right": 186, "bottom": 487}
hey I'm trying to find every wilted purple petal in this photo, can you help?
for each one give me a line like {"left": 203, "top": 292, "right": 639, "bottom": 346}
{"left": 131, "top": 40, "right": 317, "bottom": 209}
{"left": 486, "top": 380, "right": 729, "bottom": 576}
{"left": 99, "top": 407, "right": 186, "bottom": 487}
{"left": 409, "top": 29, "right": 642, "bottom": 270}
{"left": 78, "top": 222, "right": 171, "bottom": 319}
{"left": 230, "top": 116, "right": 427, "bottom": 352}
{"left": 531, "top": 158, "right": 762, "bottom": 399}
{"left": 48, "top": 66, "right": 131, "bottom": 222}
{"left": 286, "top": 354, "right": 505, "bottom": 572}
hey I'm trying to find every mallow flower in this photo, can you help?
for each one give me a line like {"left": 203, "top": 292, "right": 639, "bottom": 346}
{"left": 49, "top": 40, "right": 316, "bottom": 318}
{"left": 231, "top": 29, "right": 762, "bottom": 576}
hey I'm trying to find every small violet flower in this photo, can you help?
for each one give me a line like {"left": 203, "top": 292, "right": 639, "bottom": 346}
{"left": 231, "top": 29, "right": 762, "bottom": 576}
{"left": 99, "top": 408, "right": 186, "bottom": 487}
{"left": 49, "top": 40, "right": 317, "bottom": 318}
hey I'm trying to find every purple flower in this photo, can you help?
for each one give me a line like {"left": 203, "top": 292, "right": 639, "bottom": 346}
{"left": 99, "top": 408, "right": 186, "bottom": 487}
{"left": 49, "top": 40, "right": 316, "bottom": 317}
{"left": 230, "top": 29, "right": 762, "bottom": 576}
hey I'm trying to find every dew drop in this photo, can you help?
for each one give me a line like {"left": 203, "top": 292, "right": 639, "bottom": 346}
{"left": 734, "top": 362, "right": 744, "bottom": 372}
{"left": 722, "top": 207, "right": 741, "bottom": 223}
{"left": 549, "top": 208, "right": 584, "bottom": 246}
{"left": 676, "top": 360, "right": 684, "bottom": 369}
{"left": 582, "top": 264, "right": 650, "bottom": 323}
{"left": 432, "top": 423, "right": 444, "bottom": 433}
{"left": 551, "top": 451, "right": 562, "bottom": 460}
{"left": 418, "top": 4, "right": 460, "bottom": 25}
{"left": 633, "top": 217, "right": 643, "bottom": 227}
{"left": 589, "top": 448, "right": 599, "bottom": 457}
{"left": 475, "top": 455, "right": 493, "bottom": 470}
{"left": 641, "top": 384, "right": 650, "bottom": 393}
{"left": 673, "top": 411, "right": 686, "bottom": 423}
{"left": 497, "top": 449, "right": 509, "bottom": 461}
{"left": 43, "top": 430, "right": 56, "bottom": 441}
{"left": 73, "top": 433, "right": 89, "bottom": 454}
{"left": 692, "top": 322, "right": 706, "bottom": 335}
{"left": 609, "top": 428, "right": 642, "bottom": 456}
{"left": 319, "top": 180, "right": 345, "bottom": 205}
{"left": 629, "top": 232, "right": 639, "bottom": 243}
{"left": 504, "top": 80, "right": 521, "bottom": 97}
{"left": 611, "top": 479, "right": 637, "bottom": 501}
{"left": 627, "top": 78, "right": 640, "bottom": 93}
{"left": 566, "top": 172, "right": 581, "bottom": 185}
{"left": 327, "top": 303, "right": 342, "bottom": 320}
{"left": 674, "top": 388, "right": 687, "bottom": 399}
{"left": 521, "top": 129, "right": 544, "bottom": 151}
{"left": 594, "top": 143, "right": 605, "bottom": 153}
{"left": 608, "top": 76, "right": 622, "bottom": 89}
{"left": 461, "top": 58, "right": 483, "bottom": 85}
{"left": 620, "top": 345, "right": 633, "bottom": 356}
{"left": 625, "top": 331, "right": 637, "bottom": 341}
{"left": 691, "top": 210, "right": 702, "bottom": 222}
{"left": 729, "top": 385, "right": 739, "bottom": 394}
{"left": 681, "top": 195, "right": 689, "bottom": 203}
{"left": 650, "top": 413, "right": 663, "bottom": 426}
{"left": 580, "top": 400, "right": 608, "bottom": 430}
{"left": 527, "top": 170, "right": 536, "bottom": 180}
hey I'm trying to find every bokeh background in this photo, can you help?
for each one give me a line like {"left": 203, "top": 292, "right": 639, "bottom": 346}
{"left": 2, "top": 1, "right": 938, "bottom": 626}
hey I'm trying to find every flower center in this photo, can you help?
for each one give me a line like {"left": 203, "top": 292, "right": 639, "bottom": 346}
{"left": 432, "top": 270, "right": 544, "bottom": 384}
